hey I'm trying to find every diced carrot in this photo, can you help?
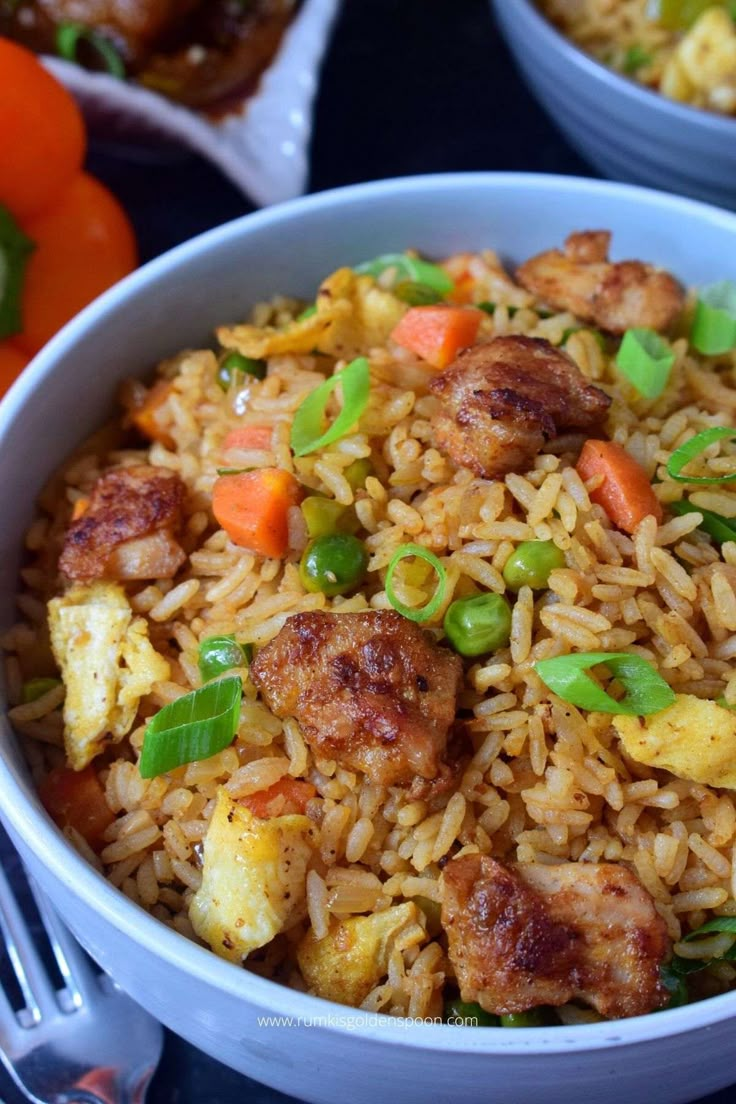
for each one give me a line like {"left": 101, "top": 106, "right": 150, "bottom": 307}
{"left": 390, "top": 305, "right": 484, "bottom": 370}
{"left": 131, "top": 379, "right": 174, "bottom": 448}
{"left": 447, "top": 272, "right": 476, "bottom": 305}
{"left": 239, "top": 778, "right": 317, "bottom": 819}
{"left": 38, "top": 764, "right": 115, "bottom": 851}
{"left": 223, "top": 425, "right": 272, "bottom": 451}
{"left": 212, "top": 467, "right": 302, "bottom": 559}
{"left": 577, "top": 439, "right": 663, "bottom": 534}
{"left": 71, "top": 496, "right": 89, "bottom": 521}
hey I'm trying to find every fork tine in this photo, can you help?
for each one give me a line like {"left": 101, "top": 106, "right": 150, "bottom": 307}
{"left": 28, "top": 882, "right": 98, "bottom": 1012}
{"left": 0, "top": 863, "right": 58, "bottom": 1023}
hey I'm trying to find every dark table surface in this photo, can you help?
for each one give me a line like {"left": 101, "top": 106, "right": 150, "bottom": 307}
{"left": 1, "top": 1, "right": 734, "bottom": 1101}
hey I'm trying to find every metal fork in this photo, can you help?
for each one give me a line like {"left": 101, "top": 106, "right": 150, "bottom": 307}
{"left": 0, "top": 858, "right": 163, "bottom": 1104}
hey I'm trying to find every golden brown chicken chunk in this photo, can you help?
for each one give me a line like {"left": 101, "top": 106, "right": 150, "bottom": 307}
{"left": 441, "top": 855, "right": 670, "bottom": 1020}
{"left": 429, "top": 335, "right": 610, "bottom": 478}
{"left": 250, "top": 610, "right": 463, "bottom": 787}
{"left": 516, "top": 230, "right": 684, "bottom": 334}
{"left": 59, "top": 464, "right": 186, "bottom": 582}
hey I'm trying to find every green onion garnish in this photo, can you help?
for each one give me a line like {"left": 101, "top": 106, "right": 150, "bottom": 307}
{"left": 666, "top": 426, "right": 736, "bottom": 485}
{"left": 659, "top": 962, "right": 689, "bottom": 1008}
{"left": 385, "top": 544, "right": 447, "bottom": 624}
{"left": 290, "top": 356, "right": 370, "bottom": 458}
{"left": 0, "top": 206, "right": 34, "bottom": 340}
{"left": 669, "top": 499, "right": 736, "bottom": 546}
{"left": 394, "top": 281, "right": 443, "bottom": 306}
{"left": 198, "top": 635, "right": 251, "bottom": 683}
{"left": 217, "top": 351, "right": 266, "bottom": 390}
{"left": 663, "top": 916, "right": 736, "bottom": 990}
{"left": 139, "top": 676, "right": 242, "bottom": 779}
{"left": 354, "top": 253, "right": 454, "bottom": 296}
{"left": 21, "top": 677, "right": 62, "bottom": 704}
{"left": 622, "top": 44, "right": 652, "bottom": 72}
{"left": 478, "top": 301, "right": 519, "bottom": 318}
{"left": 534, "top": 651, "right": 676, "bottom": 715}
{"left": 56, "top": 22, "right": 126, "bottom": 78}
{"left": 296, "top": 303, "right": 317, "bottom": 321}
{"left": 691, "top": 281, "right": 736, "bottom": 355}
{"left": 684, "top": 916, "right": 736, "bottom": 942}
{"left": 615, "top": 328, "right": 675, "bottom": 399}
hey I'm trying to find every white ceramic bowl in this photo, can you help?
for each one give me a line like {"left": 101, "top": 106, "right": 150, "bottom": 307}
{"left": 2, "top": 174, "right": 736, "bottom": 1104}
{"left": 42, "top": 0, "right": 339, "bottom": 207}
{"left": 492, "top": 0, "right": 736, "bottom": 211}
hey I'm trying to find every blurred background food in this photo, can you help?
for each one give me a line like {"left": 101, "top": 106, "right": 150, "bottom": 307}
{"left": 0, "top": 0, "right": 299, "bottom": 110}
{"left": 540, "top": 0, "right": 736, "bottom": 115}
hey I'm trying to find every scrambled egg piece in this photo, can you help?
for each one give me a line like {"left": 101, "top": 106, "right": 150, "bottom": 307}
{"left": 48, "top": 582, "right": 169, "bottom": 771}
{"left": 660, "top": 8, "right": 736, "bottom": 114}
{"left": 297, "top": 902, "right": 423, "bottom": 1007}
{"left": 216, "top": 268, "right": 406, "bottom": 362}
{"left": 613, "top": 694, "right": 736, "bottom": 789}
{"left": 190, "top": 788, "right": 316, "bottom": 964}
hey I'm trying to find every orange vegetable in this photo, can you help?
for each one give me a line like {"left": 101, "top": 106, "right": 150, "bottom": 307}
{"left": 212, "top": 467, "right": 302, "bottom": 558}
{"left": 577, "top": 439, "right": 663, "bottom": 534}
{"left": 390, "top": 305, "right": 484, "bottom": 370}
{"left": 38, "top": 764, "right": 115, "bottom": 851}
{"left": 240, "top": 778, "right": 316, "bottom": 818}
{"left": 223, "top": 425, "right": 273, "bottom": 451}
{"left": 131, "top": 379, "right": 174, "bottom": 447}
{"left": 0, "top": 342, "right": 30, "bottom": 399}
{"left": 448, "top": 272, "right": 476, "bottom": 306}
{"left": 0, "top": 40, "right": 86, "bottom": 219}
{"left": 71, "top": 497, "right": 90, "bottom": 521}
{"left": 17, "top": 173, "right": 137, "bottom": 355}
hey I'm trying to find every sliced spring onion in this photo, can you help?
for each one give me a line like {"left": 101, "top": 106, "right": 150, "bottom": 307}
{"left": 615, "top": 328, "right": 675, "bottom": 399}
{"left": 534, "top": 651, "right": 676, "bottom": 716}
{"left": 297, "top": 303, "right": 317, "bottom": 321}
{"left": 216, "top": 466, "right": 255, "bottom": 476}
{"left": 669, "top": 498, "right": 736, "bottom": 545}
{"left": 139, "top": 676, "right": 242, "bottom": 779}
{"left": 290, "top": 356, "right": 370, "bottom": 457}
{"left": 691, "top": 281, "right": 736, "bottom": 355}
{"left": 385, "top": 544, "right": 447, "bottom": 624}
{"left": 394, "top": 280, "right": 443, "bottom": 306}
{"left": 56, "top": 22, "right": 126, "bottom": 78}
{"left": 622, "top": 44, "right": 652, "bottom": 72}
{"left": 666, "top": 426, "right": 736, "bottom": 485}
{"left": 478, "top": 301, "right": 518, "bottom": 318}
{"left": 0, "top": 206, "right": 35, "bottom": 340}
{"left": 216, "top": 351, "right": 266, "bottom": 390}
{"left": 663, "top": 916, "right": 736, "bottom": 986}
{"left": 684, "top": 916, "right": 736, "bottom": 942}
{"left": 659, "top": 963, "right": 689, "bottom": 1008}
{"left": 198, "top": 635, "right": 251, "bottom": 682}
{"left": 21, "top": 677, "right": 62, "bottom": 704}
{"left": 354, "top": 253, "right": 454, "bottom": 296}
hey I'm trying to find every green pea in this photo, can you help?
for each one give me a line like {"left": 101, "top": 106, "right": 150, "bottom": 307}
{"left": 444, "top": 998, "right": 499, "bottom": 1026}
{"left": 216, "top": 352, "right": 266, "bottom": 391}
{"left": 21, "top": 677, "right": 62, "bottom": 704}
{"left": 413, "top": 895, "right": 442, "bottom": 937}
{"left": 198, "top": 634, "right": 251, "bottom": 682}
{"left": 502, "top": 540, "right": 565, "bottom": 592}
{"left": 394, "top": 281, "right": 443, "bottom": 306}
{"left": 299, "top": 534, "right": 368, "bottom": 597}
{"left": 443, "top": 593, "right": 512, "bottom": 657}
{"left": 500, "top": 1009, "right": 546, "bottom": 1027}
{"left": 344, "top": 457, "right": 373, "bottom": 489}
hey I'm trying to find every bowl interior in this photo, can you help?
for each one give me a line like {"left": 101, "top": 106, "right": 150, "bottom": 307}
{"left": 3, "top": 172, "right": 736, "bottom": 1054}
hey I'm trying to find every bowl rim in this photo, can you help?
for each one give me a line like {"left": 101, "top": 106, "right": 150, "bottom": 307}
{"left": 4, "top": 170, "right": 736, "bottom": 1055}
{"left": 498, "top": 0, "right": 736, "bottom": 134}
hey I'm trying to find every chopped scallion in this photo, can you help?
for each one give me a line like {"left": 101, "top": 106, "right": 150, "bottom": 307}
{"left": 0, "top": 206, "right": 35, "bottom": 340}
{"left": 691, "top": 281, "right": 736, "bottom": 355}
{"left": 290, "top": 356, "right": 370, "bottom": 457}
{"left": 385, "top": 544, "right": 447, "bottom": 623}
{"left": 56, "top": 22, "right": 126, "bottom": 78}
{"left": 217, "top": 351, "right": 266, "bottom": 390}
{"left": 622, "top": 44, "right": 652, "bottom": 72}
{"left": 669, "top": 498, "right": 736, "bottom": 546}
{"left": 534, "top": 651, "right": 676, "bottom": 715}
{"left": 139, "top": 676, "right": 242, "bottom": 779}
{"left": 354, "top": 253, "right": 454, "bottom": 296}
{"left": 616, "top": 328, "right": 674, "bottom": 399}
{"left": 666, "top": 426, "right": 736, "bottom": 485}
{"left": 21, "top": 677, "right": 62, "bottom": 704}
{"left": 394, "top": 280, "right": 443, "bottom": 306}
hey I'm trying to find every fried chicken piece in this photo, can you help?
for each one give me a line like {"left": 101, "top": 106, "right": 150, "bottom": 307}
{"left": 516, "top": 230, "right": 684, "bottom": 334}
{"left": 59, "top": 465, "right": 186, "bottom": 582}
{"left": 250, "top": 611, "right": 463, "bottom": 787}
{"left": 441, "top": 855, "right": 670, "bottom": 1020}
{"left": 429, "top": 335, "right": 610, "bottom": 478}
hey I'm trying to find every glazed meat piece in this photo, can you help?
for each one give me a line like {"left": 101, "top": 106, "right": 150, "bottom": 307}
{"left": 34, "top": 0, "right": 197, "bottom": 63}
{"left": 441, "top": 855, "right": 670, "bottom": 1020}
{"left": 59, "top": 464, "right": 186, "bottom": 582}
{"left": 250, "top": 610, "right": 463, "bottom": 787}
{"left": 429, "top": 335, "right": 610, "bottom": 478}
{"left": 516, "top": 230, "right": 684, "bottom": 334}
